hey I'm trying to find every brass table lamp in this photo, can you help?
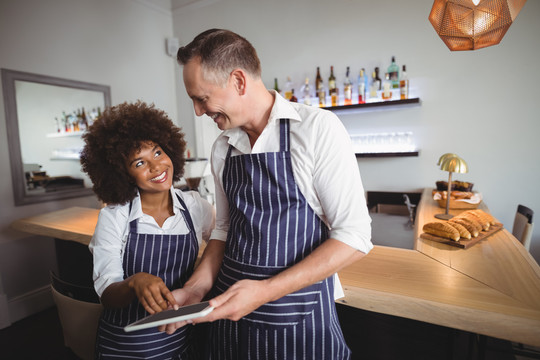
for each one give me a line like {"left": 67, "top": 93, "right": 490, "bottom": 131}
{"left": 435, "top": 154, "right": 468, "bottom": 220}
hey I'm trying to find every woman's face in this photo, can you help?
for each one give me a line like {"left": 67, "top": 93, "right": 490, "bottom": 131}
{"left": 126, "top": 141, "right": 174, "bottom": 195}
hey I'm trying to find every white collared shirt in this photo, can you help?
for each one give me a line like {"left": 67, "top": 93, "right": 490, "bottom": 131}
{"left": 210, "top": 91, "right": 372, "bottom": 254}
{"left": 89, "top": 187, "right": 215, "bottom": 297}
{"left": 209, "top": 91, "right": 373, "bottom": 300}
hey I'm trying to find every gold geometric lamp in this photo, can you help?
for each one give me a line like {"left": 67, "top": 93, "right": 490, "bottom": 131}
{"left": 428, "top": 0, "right": 527, "bottom": 51}
{"left": 435, "top": 154, "right": 468, "bottom": 220}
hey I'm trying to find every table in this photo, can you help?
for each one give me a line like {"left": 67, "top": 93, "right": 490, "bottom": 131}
{"left": 12, "top": 193, "right": 540, "bottom": 346}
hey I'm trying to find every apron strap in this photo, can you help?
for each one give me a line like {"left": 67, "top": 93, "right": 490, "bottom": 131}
{"left": 279, "top": 118, "right": 290, "bottom": 152}
{"left": 175, "top": 193, "right": 196, "bottom": 235}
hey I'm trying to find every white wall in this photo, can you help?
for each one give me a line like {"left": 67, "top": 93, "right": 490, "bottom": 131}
{"left": 0, "top": 0, "right": 179, "bottom": 326}
{"left": 172, "top": 0, "right": 540, "bottom": 263}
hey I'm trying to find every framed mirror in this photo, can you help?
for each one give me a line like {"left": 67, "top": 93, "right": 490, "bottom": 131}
{"left": 2, "top": 69, "right": 111, "bottom": 206}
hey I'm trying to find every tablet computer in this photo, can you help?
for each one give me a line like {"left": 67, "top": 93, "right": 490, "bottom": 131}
{"left": 124, "top": 301, "right": 214, "bottom": 332}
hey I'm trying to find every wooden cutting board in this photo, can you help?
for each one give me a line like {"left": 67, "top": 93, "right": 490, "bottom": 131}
{"left": 419, "top": 223, "right": 503, "bottom": 249}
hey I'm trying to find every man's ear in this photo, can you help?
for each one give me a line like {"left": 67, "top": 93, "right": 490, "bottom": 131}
{"left": 230, "top": 69, "right": 247, "bottom": 95}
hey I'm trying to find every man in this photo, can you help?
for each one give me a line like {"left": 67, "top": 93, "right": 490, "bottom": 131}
{"left": 167, "top": 29, "right": 372, "bottom": 359}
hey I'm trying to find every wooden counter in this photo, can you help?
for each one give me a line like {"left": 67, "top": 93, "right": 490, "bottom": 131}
{"left": 337, "top": 188, "right": 540, "bottom": 346}
{"left": 12, "top": 191, "right": 540, "bottom": 346}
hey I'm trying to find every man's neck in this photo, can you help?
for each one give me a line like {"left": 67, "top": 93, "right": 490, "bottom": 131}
{"left": 241, "top": 86, "right": 275, "bottom": 148}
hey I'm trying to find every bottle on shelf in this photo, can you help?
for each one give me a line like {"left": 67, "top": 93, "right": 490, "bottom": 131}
{"left": 357, "top": 68, "right": 366, "bottom": 104}
{"left": 400, "top": 65, "right": 409, "bottom": 100}
{"left": 302, "top": 77, "right": 312, "bottom": 105}
{"left": 382, "top": 73, "right": 392, "bottom": 100}
{"left": 387, "top": 56, "right": 399, "bottom": 89}
{"left": 374, "top": 67, "right": 382, "bottom": 91}
{"left": 284, "top": 76, "right": 293, "bottom": 100}
{"left": 316, "top": 67, "right": 325, "bottom": 107}
{"left": 274, "top": 78, "right": 281, "bottom": 94}
{"left": 343, "top": 66, "right": 352, "bottom": 105}
{"left": 315, "top": 67, "right": 323, "bottom": 95}
{"left": 290, "top": 89, "right": 298, "bottom": 102}
{"left": 370, "top": 68, "right": 381, "bottom": 99}
{"left": 328, "top": 65, "right": 338, "bottom": 106}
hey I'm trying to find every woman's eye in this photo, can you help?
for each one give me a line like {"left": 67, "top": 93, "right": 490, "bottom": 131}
{"left": 154, "top": 150, "right": 162, "bottom": 158}
{"left": 135, "top": 160, "right": 144, "bottom": 168}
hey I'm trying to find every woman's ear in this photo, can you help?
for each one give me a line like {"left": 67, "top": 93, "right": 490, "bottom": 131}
{"left": 230, "top": 69, "right": 247, "bottom": 95}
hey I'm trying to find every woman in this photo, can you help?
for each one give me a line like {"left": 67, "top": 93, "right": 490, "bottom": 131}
{"left": 80, "top": 101, "right": 215, "bottom": 359}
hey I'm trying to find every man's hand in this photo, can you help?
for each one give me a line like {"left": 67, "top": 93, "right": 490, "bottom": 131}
{"left": 127, "top": 272, "right": 177, "bottom": 314}
{"left": 159, "top": 286, "right": 206, "bottom": 334}
{"left": 194, "top": 278, "right": 271, "bottom": 323}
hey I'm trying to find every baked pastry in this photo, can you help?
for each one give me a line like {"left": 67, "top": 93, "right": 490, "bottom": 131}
{"left": 447, "top": 222, "right": 471, "bottom": 240}
{"left": 423, "top": 222, "right": 460, "bottom": 241}
{"left": 462, "top": 211, "right": 490, "bottom": 231}
{"left": 449, "top": 217, "right": 480, "bottom": 237}
{"left": 471, "top": 209, "right": 496, "bottom": 225}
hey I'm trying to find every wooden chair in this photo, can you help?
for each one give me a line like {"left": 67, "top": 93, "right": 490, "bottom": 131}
{"left": 50, "top": 271, "right": 102, "bottom": 360}
{"left": 512, "top": 205, "right": 534, "bottom": 251}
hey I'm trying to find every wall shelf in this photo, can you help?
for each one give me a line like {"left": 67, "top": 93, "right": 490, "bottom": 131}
{"left": 323, "top": 97, "right": 420, "bottom": 111}
{"left": 355, "top": 151, "right": 419, "bottom": 158}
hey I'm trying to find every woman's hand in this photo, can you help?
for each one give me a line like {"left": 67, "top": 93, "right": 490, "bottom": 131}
{"left": 127, "top": 272, "right": 177, "bottom": 314}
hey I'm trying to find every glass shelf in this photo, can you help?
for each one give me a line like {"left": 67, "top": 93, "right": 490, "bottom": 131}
{"left": 355, "top": 151, "right": 419, "bottom": 158}
{"left": 323, "top": 97, "right": 420, "bottom": 111}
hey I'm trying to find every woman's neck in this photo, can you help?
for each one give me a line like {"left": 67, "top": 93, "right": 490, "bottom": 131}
{"left": 139, "top": 190, "right": 173, "bottom": 228}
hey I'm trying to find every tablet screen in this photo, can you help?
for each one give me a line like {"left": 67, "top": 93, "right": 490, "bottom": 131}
{"left": 124, "top": 301, "right": 213, "bottom": 332}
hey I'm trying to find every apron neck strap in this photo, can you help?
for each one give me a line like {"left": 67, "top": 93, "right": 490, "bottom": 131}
{"left": 279, "top": 118, "right": 290, "bottom": 152}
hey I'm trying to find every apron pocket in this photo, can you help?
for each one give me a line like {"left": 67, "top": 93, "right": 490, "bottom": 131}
{"left": 215, "top": 256, "right": 322, "bottom": 327}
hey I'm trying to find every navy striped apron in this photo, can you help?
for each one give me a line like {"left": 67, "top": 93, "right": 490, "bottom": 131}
{"left": 95, "top": 194, "right": 199, "bottom": 359}
{"left": 209, "top": 119, "right": 351, "bottom": 359}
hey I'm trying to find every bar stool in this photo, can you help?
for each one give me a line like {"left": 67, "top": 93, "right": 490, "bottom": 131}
{"left": 512, "top": 205, "right": 534, "bottom": 251}
{"left": 50, "top": 271, "right": 102, "bottom": 360}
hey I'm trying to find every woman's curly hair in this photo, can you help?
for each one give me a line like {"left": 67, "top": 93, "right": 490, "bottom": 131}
{"left": 80, "top": 101, "right": 186, "bottom": 205}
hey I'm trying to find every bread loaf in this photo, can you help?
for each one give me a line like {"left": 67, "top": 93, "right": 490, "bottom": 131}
{"left": 449, "top": 218, "right": 479, "bottom": 237}
{"left": 462, "top": 211, "right": 490, "bottom": 230}
{"left": 423, "top": 222, "right": 460, "bottom": 241}
{"left": 447, "top": 222, "right": 471, "bottom": 240}
{"left": 454, "top": 212, "right": 484, "bottom": 232}
{"left": 471, "top": 209, "right": 496, "bottom": 225}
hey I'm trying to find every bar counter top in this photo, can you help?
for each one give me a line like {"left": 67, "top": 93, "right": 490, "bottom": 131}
{"left": 11, "top": 188, "right": 540, "bottom": 346}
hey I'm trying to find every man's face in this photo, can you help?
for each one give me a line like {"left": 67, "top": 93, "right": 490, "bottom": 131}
{"left": 183, "top": 58, "right": 239, "bottom": 131}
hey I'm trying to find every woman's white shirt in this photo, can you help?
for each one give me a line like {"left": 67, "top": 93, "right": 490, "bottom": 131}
{"left": 89, "top": 187, "right": 215, "bottom": 297}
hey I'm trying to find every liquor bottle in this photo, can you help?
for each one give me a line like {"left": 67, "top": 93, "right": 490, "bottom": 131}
{"left": 274, "top": 78, "right": 281, "bottom": 94}
{"left": 382, "top": 73, "right": 392, "bottom": 100}
{"left": 315, "top": 67, "right": 323, "bottom": 95}
{"left": 387, "top": 56, "right": 399, "bottom": 89}
{"left": 328, "top": 66, "right": 338, "bottom": 106}
{"left": 284, "top": 76, "right": 293, "bottom": 100}
{"left": 370, "top": 70, "right": 379, "bottom": 99}
{"left": 302, "top": 77, "right": 312, "bottom": 105}
{"left": 374, "top": 67, "right": 382, "bottom": 90}
{"left": 357, "top": 68, "right": 366, "bottom": 104}
{"left": 343, "top": 66, "right": 352, "bottom": 105}
{"left": 400, "top": 65, "right": 409, "bottom": 100}
{"left": 290, "top": 89, "right": 298, "bottom": 102}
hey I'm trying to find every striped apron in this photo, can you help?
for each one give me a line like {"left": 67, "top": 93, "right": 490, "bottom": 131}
{"left": 95, "top": 194, "right": 199, "bottom": 359}
{"left": 209, "top": 119, "right": 351, "bottom": 359}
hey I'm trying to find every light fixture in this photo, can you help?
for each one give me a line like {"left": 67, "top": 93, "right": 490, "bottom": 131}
{"left": 428, "top": 0, "right": 527, "bottom": 51}
{"left": 435, "top": 154, "right": 468, "bottom": 220}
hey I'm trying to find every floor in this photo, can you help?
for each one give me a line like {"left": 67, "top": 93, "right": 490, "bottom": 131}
{"left": 0, "top": 305, "right": 537, "bottom": 360}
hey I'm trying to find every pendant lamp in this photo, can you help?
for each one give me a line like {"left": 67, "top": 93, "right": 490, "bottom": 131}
{"left": 428, "top": 0, "right": 527, "bottom": 51}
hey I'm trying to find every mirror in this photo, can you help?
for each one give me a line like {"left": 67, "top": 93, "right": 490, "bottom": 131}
{"left": 2, "top": 69, "right": 111, "bottom": 206}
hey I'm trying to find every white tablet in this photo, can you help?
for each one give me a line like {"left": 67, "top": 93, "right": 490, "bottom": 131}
{"left": 124, "top": 301, "right": 214, "bottom": 332}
